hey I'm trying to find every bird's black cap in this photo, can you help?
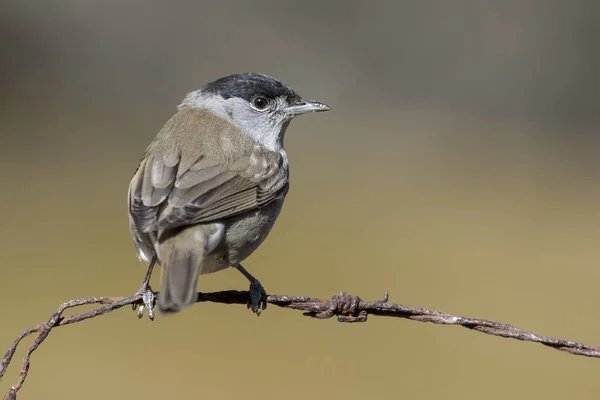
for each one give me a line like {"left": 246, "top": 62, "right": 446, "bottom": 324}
{"left": 202, "top": 72, "right": 300, "bottom": 104}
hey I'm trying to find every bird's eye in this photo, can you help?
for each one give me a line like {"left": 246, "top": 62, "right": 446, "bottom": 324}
{"left": 252, "top": 97, "right": 270, "bottom": 110}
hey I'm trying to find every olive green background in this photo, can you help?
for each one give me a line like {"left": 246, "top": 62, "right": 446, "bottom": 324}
{"left": 1, "top": 1, "right": 599, "bottom": 399}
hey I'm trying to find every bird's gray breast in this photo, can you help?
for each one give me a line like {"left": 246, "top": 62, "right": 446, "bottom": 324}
{"left": 199, "top": 197, "right": 285, "bottom": 274}
{"left": 223, "top": 195, "right": 285, "bottom": 265}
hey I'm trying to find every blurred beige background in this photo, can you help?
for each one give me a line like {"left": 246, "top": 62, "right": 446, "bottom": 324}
{"left": 1, "top": 1, "right": 600, "bottom": 399}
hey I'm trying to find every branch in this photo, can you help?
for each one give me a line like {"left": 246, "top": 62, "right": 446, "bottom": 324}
{"left": 2, "top": 290, "right": 599, "bottom": 399}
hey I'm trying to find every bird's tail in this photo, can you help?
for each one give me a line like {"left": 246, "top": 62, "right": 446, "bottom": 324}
{"left": 157, "top": 229, "right": 205, "bottom": 314}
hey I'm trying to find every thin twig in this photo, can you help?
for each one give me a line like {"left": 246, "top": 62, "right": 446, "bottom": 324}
{"left": 2, "top": 290, "right": 599, "bottom": 399}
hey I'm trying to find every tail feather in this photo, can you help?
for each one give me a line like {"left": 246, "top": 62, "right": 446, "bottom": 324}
{"left": 157, "top": 231, "right": 204, "bottom": 314}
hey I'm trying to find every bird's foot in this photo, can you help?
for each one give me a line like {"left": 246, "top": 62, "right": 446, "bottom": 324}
{"left": 247, "top": 279, "right": 267, "bottom": 316}
{"left": 234, "top": 263, "right": 267, "bottom": 316}
{"left": 131, "top": 258, "right": 157, "bottom": 320}
{"left": 132, "top": 282, "right": 157, "bottom": 321}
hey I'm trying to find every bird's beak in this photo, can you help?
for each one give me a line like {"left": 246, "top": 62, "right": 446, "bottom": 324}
{"left": 285, "top": 99, "right": 330, "bottom": 116}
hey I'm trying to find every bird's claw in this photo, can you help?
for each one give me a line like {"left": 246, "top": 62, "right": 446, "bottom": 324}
{"left": 132, "top": 284, "right": 156, "bottom": 321}
{"left": 247, "top": 279, "right": 267, "bottom": 316}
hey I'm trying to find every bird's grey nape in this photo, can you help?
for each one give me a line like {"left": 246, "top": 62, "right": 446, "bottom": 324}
{"left": 178, "top": 90, "right": 289, "bottom": 153}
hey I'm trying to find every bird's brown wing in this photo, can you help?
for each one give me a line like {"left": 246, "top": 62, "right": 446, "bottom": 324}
{"left": 128, "top": 148, "right": 288, "bottom": 237}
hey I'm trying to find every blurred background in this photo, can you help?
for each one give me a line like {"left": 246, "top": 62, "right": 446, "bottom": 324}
{"left": 1, "top": 1, "right": 600, "bottom": 398}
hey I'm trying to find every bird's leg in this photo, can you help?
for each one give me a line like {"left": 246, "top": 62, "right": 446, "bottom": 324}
{"left": 132, "top": 257, "right": 157, "bottom": 320}
{"left": 234, "top": 263, "right": 267, "bottom": 315}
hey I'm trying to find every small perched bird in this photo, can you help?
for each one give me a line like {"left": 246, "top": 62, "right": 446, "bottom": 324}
{"left": 128, "top": 72, "right": 330, "bottom": 316}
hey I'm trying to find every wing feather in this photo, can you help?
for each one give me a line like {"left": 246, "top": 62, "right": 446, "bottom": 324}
{"left": 128, "top": 146, "right": 288, "bottom": 237}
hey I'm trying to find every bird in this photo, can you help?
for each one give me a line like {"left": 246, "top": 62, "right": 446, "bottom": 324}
{"left": 127, "top": 72, "right": 330, "bottom": 317}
